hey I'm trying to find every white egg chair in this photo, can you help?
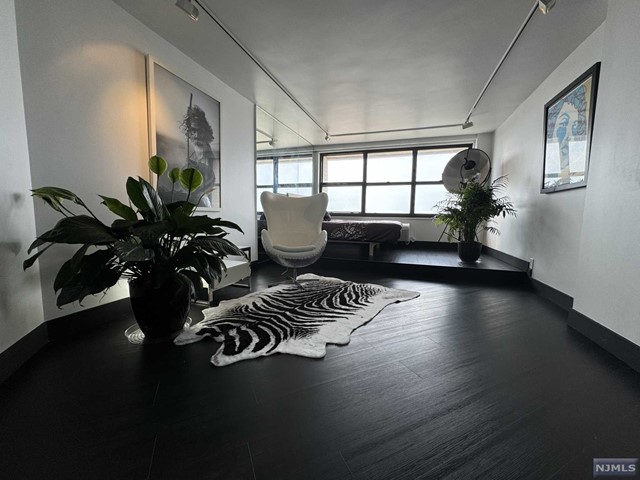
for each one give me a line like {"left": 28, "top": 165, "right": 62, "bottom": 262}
{"left": 260, "top": 191, "right": 328, "bottom": 285}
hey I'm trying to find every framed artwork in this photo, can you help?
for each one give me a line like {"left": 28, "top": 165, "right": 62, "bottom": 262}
{"left": 146, "top": 56, "right": 221, "bottom": 210}
{"left": 541, "top": 62, "right": 600, "bottom": 193}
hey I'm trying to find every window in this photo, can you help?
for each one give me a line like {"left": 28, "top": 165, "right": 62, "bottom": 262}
{"left": 320, "top": 145, "right": 471, "bottom": 216}
{"left": 256, "top": 154, "right": 313, "bottom": 211}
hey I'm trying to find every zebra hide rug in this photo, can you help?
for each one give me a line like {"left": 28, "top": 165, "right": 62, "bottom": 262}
{"left": 174, "top": 274, "right": 419, "bottom": 366}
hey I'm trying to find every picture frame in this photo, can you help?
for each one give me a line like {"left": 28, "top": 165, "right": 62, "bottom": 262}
{"left": 541, "top": 62, "right": 600, "bottom": 194}
{"left": 146, "top": 56, "right": 221, "bottom": 210}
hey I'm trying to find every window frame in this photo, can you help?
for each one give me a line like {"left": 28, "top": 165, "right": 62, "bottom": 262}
{"left": 256, "top": 153, "right": 314, "bottom": 211}
{"left": 319, "top": 143, "right": 473, "bottom": 217}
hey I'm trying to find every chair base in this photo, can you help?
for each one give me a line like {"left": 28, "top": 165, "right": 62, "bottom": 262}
{"left": 268, "top": 267, "right": 320, "bottom": 288}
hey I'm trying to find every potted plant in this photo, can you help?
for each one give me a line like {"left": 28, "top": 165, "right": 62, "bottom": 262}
{"left": 24, "top": 156, "right": 243, "bottom": 340}
{"left": 434, "top": 176, "right": 517, "bottom": 262}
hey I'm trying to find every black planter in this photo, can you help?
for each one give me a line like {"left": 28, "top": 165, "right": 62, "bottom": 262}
{"left": 457, "top": 241, "right": 483, "bottom": 263}
{"left": 129, "top": 274, "right": 191, "bottom": 340}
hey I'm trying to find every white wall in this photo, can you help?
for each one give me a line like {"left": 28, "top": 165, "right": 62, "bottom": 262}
{"left": 488, "top": 25, "right": 604, "bottom": 295}
{"left": 15, "top": 0, "right": 256, "bottom": 320}
{"left": 573, "top": 0, "right": 640, "bottom": 346}
{"left": 0, "top": 0, "right": 45, "bottom": 353}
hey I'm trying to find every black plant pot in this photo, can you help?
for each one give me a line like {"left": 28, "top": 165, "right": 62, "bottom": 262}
{"left": 457, "top": 241, "right": 483, "bottom": 263}
{"left": 129, "top": 274, "right": 191, "bottom": 341}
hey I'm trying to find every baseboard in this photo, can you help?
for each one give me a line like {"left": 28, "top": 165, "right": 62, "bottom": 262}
{"left": 480, "top": 248, "right": 572, "bottom": 312}
{"left": 1, "top": 299, "right": 132, "bottom": 385}
{"left": 46, "top": 298, "right": 132, "bottom": 340}
{"left": 568, "top": 309, "right": 640, "bottom": 374}
{"left": 0, "top": 323, "right": 49, "bottom": 385}
{"left": 482, "top": 245, "right": 529, "bottom": 271}
{"left": 530, "top": 278, "right": 574, "bottom": 312}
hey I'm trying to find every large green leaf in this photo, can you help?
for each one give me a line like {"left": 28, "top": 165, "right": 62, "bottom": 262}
{"left": 33, "top": 186, "right": 81, "bottom": 202}
{"left": 129, "top": 219, "right": 173, "bottom": 239}
{"left": 31, "top": 187, "right": 84, "bottom": 210}
{"left": 34, "top": 194, "right": 64, "bottom": 214}
{"left": 113, "top": 240, "right": 154, "bottom": 262}
{"left": 139, "top": 177, "right": 167, "bottom": 221}
{"left": 170, "top": 214, "right": 239, "bottom": 236}
{"left": 148, "top": 156, "right": 168, "bottom": 176}
{"left": 111, "top": 219, "right": 142, "bottom": 232}
{"left": 195, "top": 254, "right": 220, "bottom": 283}
{"left": 56, "top": 265, "right": 121, "bottom": 307}
{"left": 126, "top": 177, "right": 150, "bottom": 212}
{"left": 206, "top": 217, "right": 244, "bottom": 233}
{"left": 170, "top": 215, "right": 213, "bottom": 236}
{"left": 55, "top": 250, "right": 120, "bottom": 306}
{"left": 37, "top": 215, "right": 116, "bottom": 246}
{"left": 179, "top": 269, "right": 201, "bottom": 296}
{"left": 99, "top": 196, "right": 137, "bottom": 221}
{"left": 23, "top": 243, "right": 53, "bottom": 270}
{"left": 56, "top": 283, "right": 87, "bottom": 307}
{"left": 190, "top": 236, "right": 243, "bottom": 257}
{"left": 54, "top": 244, "right": 89, "bottom": 291}
{"left": 166, "top": 201, "right": 196, "bottom": 216}
{"left": 174, "top": 249, "right": 216, "bottom": 284}
{"left": 179, "top": 168, "right": 203, "bottom": 193}
{"left": 169, "top": 167, "right": 181, "bottom": 184}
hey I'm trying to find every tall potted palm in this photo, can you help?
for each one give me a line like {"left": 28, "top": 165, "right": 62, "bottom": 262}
{"left": 434, "top": 176, "right": 516, "bottom": 262}
{"left": 24, "top": 156, "right": 243, "bottom": 340}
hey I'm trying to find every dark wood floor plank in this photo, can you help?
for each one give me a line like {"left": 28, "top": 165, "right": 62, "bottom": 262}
{"left": 251, "top": 437, "right": 352, "bottom": 480}
{"left": 341, "top": 353, "right": 606, "bottom": 479}
{"left": 148, "top": 436, "right": 255, "bottom": 480}
{"left": 439, "top": 359, "right": 640, "bottom": 480}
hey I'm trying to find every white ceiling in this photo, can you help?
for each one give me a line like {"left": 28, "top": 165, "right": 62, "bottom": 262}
{"left": 113, "top": 0, "right": 607, "bottom": 147}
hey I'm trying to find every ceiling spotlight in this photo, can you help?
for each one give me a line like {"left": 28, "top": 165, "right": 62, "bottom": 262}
{"left": 325, "top": 134, "right": 331, "bottom": 142}
{"left": 538, "top": 0, "right": 556, "bottom": 15}
{"left": 176, "top": 0, "right": 199, "bottom": 21}
{"left": 462, "top": 121, "right": 474, "bottom": 130}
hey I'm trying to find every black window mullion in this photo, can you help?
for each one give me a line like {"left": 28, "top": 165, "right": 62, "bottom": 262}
{"left": 273, "top": 157, "right": 279, "bottom": 193}
{"left": 410, "top": 149, "right": 417, "bottom": 215}
{"left": 319, "top": 153, "right": 325, "bottom": 192}
{"left": 357, "top": 182, "right": 412, "bottom": 186}
{"left": 277, "top": 183, "right": 313, "bottom": 188}
{"left": 321, "top": 182, "right": 364, "bottom": 187}
{"left": 361, "top": 152, "right": 367, "bottom": 214}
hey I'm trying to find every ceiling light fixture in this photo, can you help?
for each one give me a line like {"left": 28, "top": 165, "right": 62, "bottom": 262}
{"left": 176, "top": 0, "right": 199, "bottom": 22}
{"left": 538, "top": 0, "right": 556, "bottom": 15}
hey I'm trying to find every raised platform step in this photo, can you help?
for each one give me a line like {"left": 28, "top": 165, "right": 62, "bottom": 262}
{"left": 317, "top": 242, "right": 528, "bottom": 285}
{"left": 257, "top": 241, "right": 528, "bottom": 285}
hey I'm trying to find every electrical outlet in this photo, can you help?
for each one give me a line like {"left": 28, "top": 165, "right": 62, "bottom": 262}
{"left": 528, "top": 258, "right": 534, "bottom": 276}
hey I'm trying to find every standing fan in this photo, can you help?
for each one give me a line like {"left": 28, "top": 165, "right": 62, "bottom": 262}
{"left": 442, "top": 148, "right": 491, "bottom": 193}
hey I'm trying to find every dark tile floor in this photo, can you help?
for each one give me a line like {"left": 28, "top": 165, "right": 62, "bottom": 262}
{"left": 1, "top": 262, "right": 639, "bottom": 479}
